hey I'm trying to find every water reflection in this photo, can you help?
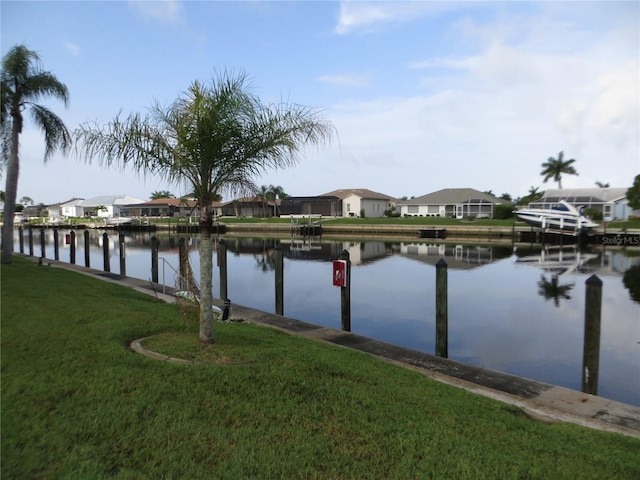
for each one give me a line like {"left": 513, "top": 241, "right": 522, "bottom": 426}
{"left": 537, "top": 275, "right": 575, "bottom": 307}
{"left": 14, "top": 228, "right": 640, "bottom": 406}
{"left": 623, "top": 265, "right": 640, "bottom": 303}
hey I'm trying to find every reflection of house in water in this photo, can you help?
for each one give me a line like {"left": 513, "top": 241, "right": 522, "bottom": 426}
{"left": 399, "top": 243, "right": 509, "bottom": 269}
{"left": 279, "top": 240, "right": 391, "bottom": 265}
{"left": 515, "top": 246, "right": 640, "bottom": 277}
{"left": 219, "top": 237, "right": 392, "bottom": 265}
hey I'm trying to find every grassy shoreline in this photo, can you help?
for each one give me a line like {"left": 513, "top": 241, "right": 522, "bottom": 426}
{"left": 2, "top": 256, "right": 639, "bottom": 478}
{"left": 13, "top": 215, "right": 640, "bottom": 230}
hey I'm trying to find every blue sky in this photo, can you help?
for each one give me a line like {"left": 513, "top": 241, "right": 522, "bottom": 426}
{"left": 2, "top": 1, "right": 638, "bottom": 204}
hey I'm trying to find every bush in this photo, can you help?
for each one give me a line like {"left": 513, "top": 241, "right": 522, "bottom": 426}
{"left": 584, "top": 208, "right": 603, "bottom": 221}
{"left": 493, "top": 204, "right": 515, "bottom": 219}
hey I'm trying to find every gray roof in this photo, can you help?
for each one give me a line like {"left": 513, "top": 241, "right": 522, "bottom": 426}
{"left": 81, "top": 195, "right": 146, "bottom": 207}
{"left": 53, "top": 198, "right": 84, "bottom": 207}
{"left": 320, "top": 188, "right": 396, "bottom": 201}
{"left": 536, "top": 188, "right": 628, "bottom": 203}
{"left": 400, "top": 188, "right": 505, "bottom": 205}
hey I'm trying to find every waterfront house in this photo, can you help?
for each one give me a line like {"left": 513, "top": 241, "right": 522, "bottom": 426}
{"left": 321, "top": 189, "right": 396, "bottom": 218}
{"left": 220, "top": 196, "right": 277, "bottom": 217}
{"left": 279, "top": 195, "right": 342, "bottom": 217}
{"left": 80, "top": 195, "right": 146, "bottom": 219}
{"left": 279, "top": 189, "right": 396, "bottom": 218}
{"left": 398, "top": 188, "right": 505, "bottom": 219}
{"left": 528, "top": 188, "right": 638, "bottom": 221}
{"left": 22, "top": 204, "right": 47, "bottom": 219}
{"left": 48, "top": 198, "right": 84, "bottom": 221}
{"left": 122, "top": 197, "right": 201, "bottom": 219}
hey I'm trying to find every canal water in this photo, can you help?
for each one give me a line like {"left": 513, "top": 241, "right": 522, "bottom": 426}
{"left": 16, "top": 228, "right": 640, "bottom": 407}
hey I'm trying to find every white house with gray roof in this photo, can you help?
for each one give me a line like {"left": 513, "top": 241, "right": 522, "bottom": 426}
{"left": 46, "top": 198, "right": 84, "bottom": 221}
{"left": 49, "top": 195, "right": 145, "bottom": 218}
{"left": 321, "top": 188, "right": 396, "bottom": 218}
{"left": 398, "top": 188, "right": 506, "bottom": 219}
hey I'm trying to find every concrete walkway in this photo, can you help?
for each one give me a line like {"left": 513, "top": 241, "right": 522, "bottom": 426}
{"left": 31, "top": 256, "right": 640, "bottom": 439}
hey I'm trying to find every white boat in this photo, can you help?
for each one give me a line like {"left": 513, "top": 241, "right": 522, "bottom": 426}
{"left": 515, "top": 201, "right": 598, "bottom": 232}
{"left": 515, "top": 246, "right": 599, "bottom": 275}
{"left": 105, "top": 216, "right": 134, "bottom": 226}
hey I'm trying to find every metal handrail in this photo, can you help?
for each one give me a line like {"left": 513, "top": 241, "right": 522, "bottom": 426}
{"left": 158, "top": 256, "right": 181, "bottom": 295}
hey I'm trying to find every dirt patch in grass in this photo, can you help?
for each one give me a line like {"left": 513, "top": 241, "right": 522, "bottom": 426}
{"left": 141, "top": 330, "right": 255, "bottom": 365}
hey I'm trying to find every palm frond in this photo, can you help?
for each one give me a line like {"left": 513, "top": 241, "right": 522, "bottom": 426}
{"left": 28, "top": 104, "right": 72, "bottom": 159}
{"left": 22, "top": 71, "right": 70, "bottom": 107}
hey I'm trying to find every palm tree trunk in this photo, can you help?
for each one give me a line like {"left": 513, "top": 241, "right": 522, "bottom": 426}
{"left": 1, "top": 123, "right": 21, "bottom": 264}
{"left": 198, "top": 203, "right": 215, "bottom": 344}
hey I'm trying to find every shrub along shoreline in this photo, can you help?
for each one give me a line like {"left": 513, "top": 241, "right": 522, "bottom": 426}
{"left": 2, "top": 256, "right": 639, "bottom": 479}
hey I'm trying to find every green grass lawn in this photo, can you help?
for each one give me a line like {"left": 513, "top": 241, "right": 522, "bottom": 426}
{"left": 2, "top": 256, "right": 639, "bottom": 479}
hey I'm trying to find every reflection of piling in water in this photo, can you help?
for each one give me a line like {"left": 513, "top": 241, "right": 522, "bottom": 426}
{"left": 582, "top": 275, "right": 602, "bottom": 395}
{"left": 436, "top": 259, "right": 448, "bottom": 358}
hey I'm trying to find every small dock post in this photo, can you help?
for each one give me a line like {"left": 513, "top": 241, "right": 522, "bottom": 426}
{"left": 151, "top": 236, "right": 159, "bottom": 283}
{"left": 69, "top": 231, "right": 76, "bottom": 264}
{"left": 18, "top": 226, "right": 24, "bottom": 254}
{"left": 28, "top": 227, "right": 34, "bottom": 256}
{"left": 102, "top": 232, "right": 110, "bottom": 272}
{"left": 218, "top": 239, "right": 228, "bottom": 301}
{"left": 84, "top": 230, "right": 90, "bottom": 267}
{"left": 340, "top": 249, "right": 352, "bottom": 332}
{"left": 582, "top": 275, "right": 602, "bottom": 395}
{"left": 118, "top": 232, "right": 126, "bottom": 276}
{"left": 40, "top": 227, "right": 46, "bottom": 259}
{"left": 435, "top": 259, "right": 449, "bottom": 358}
{"left": 275, "top": 244, "right": 284, "bottom": 315}
{"left": 53, "top": 227, "right": 59, "bottom": 260}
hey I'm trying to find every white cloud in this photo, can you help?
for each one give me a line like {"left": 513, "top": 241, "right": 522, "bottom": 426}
{"left": 335, "top": 1, "right": 455, "bottom": 35}
{"left": 317, "top": 74, "right": 371, "bottom": 88}
{"left": 64, "top": 42, "right": 80, "bottom": 57}
{"left": 128, "top": 0, "right": 185, "bottom": 25}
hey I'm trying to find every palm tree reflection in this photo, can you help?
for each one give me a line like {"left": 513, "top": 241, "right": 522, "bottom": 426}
{"left": 622, "top": 265, "right": 640, "bottom": 303}
{"left": 537, "top": 274, "right": 575, "bottom": 307}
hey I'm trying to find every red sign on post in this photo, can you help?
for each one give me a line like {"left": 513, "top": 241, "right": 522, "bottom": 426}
{"left": 333, "top": 260, "right": 347, "bottom": 287}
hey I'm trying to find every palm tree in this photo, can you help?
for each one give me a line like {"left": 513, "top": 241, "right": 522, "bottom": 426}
{"left": 595, "top": 181, "right": 610, "bottom": 188}
{"left": 150, "top": 190, "right": 175, "bottom": 200}
{"left": 267, "top": 184, "right": 288, "bottom": 216}
{"left": 258, "top": 184, "right": 270, "bottom": 217}
{"left": 257, "top": 184, "right": 288, "bottom": 217}
{"left": 540, "top": 151, "right": 578, "bottom": 189}
{"left": 75, "top": 71, "right": 333, "bottom": 344}
{"left": 1, "top": 45, "right": 71, "bottom": 264}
